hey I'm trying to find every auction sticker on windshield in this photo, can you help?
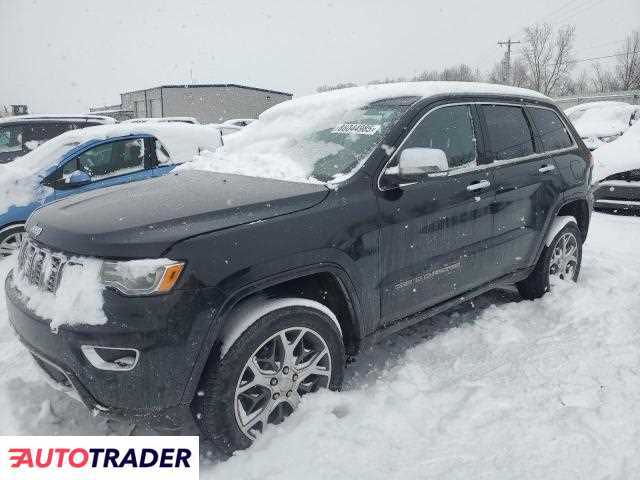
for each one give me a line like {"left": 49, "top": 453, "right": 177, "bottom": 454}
{"left": 332, "top": 123, "right": 381, "bottom": 135}
{"left": 1, "top": 436, "right": 198, "bottom": 479}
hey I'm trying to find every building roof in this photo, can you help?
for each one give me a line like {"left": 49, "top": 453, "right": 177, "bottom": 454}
{"left": 122, "top": 83, "right": 293, "bottom": 97}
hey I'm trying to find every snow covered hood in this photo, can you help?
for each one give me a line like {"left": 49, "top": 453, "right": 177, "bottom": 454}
{"left": 182, "top": 81, "right": 548, "bottom": 184}
{"left": 592, "top": 121, "right": 640, "bottom": 182}
{"left": 565, "top": 101, "right": 638, "bottom": 139}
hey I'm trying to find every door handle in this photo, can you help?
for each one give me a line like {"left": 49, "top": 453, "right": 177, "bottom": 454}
{"left": 466, "top": 179, "right": 491, "bottom": 191}
{"left": 538, "top": 164, "right": 556, "bottom": 173}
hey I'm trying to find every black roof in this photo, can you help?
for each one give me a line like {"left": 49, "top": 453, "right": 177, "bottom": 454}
{"left": 123, "top": 84, "right": 293, "bottom": 97}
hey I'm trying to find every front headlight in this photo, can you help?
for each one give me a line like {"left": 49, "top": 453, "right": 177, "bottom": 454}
{"left": 100, "top": 259, "right": 185, "bottom": 296}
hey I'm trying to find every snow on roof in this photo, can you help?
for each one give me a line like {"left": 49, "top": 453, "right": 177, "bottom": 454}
{"left": 260, "top": 81, "right": 549, "bottom": 120}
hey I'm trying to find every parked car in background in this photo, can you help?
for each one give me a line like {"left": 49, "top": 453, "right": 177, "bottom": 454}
{"left": 223, "top": 118, "right": 255, "bottom": 128}
{"left": 591, "top": 120, "right": 640, "bottom": 212}
{"left": 121, "top": 117, "right": 199, "bottom": 124}
{"left": 5, "top": 82, "right": 593, "bottom": 454}
{"left": 0, "top": 123, "right": 222, "bottom": 257}
{"left": 0, "top": 114, "right": 115, "bottom": 164}
{"left": 564, "top": 101, "right": 640, "bottom": 150}
{"left": 208, "top": 123, "right": 243, "bottom": 136}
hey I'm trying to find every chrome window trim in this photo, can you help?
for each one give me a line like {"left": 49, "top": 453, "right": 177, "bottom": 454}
{"left": 377, "top": 101, "right": 579, "bottom": 191}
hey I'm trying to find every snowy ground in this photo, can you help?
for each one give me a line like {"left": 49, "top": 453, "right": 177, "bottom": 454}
{"left": 2, "top": 212, "right": 640, "bottom": 478}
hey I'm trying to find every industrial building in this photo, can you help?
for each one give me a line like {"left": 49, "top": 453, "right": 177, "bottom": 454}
{"left": 110, "top": 83, "right": 292, "bottom": 123}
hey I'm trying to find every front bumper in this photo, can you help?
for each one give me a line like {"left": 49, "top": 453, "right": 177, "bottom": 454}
{"left": 5, "top": 271, "right": 227, "bottom": 424}
{"left": 594, "top": 180, "right": 640, "bottom": 211}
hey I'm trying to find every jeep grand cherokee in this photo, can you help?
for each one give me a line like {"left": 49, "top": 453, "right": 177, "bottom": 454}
{"left": 5, "top": 82, "right": 593, "bottom": 454}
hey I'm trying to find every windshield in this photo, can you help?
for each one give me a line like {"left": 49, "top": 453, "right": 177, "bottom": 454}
{"left": 188, "top": 99, "right": 411, "bottom": 184}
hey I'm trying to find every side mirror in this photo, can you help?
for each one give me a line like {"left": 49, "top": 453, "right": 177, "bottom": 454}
{"left": 67, "top": 170, "right": 91, "bottom": 187}
{"left": 397, "top": 148, "right": 448, "bottom": 180}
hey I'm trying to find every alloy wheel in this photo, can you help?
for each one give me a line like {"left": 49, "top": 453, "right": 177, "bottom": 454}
{"left": 549, "top": 232, "right": 579, "bottom": 281}
{"left": 0, "top": 230, "right": 25, "bottom": 259}
{"left": 234, "top": 326, "right": 332, "bottom": 439}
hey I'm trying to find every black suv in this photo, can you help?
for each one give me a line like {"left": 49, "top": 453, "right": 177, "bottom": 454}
{"left": 5, "top": 83, "right": 592, "bottom": 454}
{"left": 0, "top": 114, "right": 115, "bottom": 163}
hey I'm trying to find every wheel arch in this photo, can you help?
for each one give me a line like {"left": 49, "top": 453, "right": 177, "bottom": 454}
{"left": 182, "top": 264, "right": 364, "bottom": 404}
{"left": 556, "top": 198, "right": 590, "bottom": 240}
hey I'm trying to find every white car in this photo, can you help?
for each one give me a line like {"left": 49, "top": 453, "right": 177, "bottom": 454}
{"left": 565, "top": 101, "right": 640, "bottom": 150}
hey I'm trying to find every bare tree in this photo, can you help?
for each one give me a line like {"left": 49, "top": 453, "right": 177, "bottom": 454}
{"left": 412, "top": 64, "right": 479, "bottom": 82}
{"left": 521, "top": 23, "right": 575, "bottom": 95}
{"left": 316, "top": 82, "right": 358, "bottom": 93}
{"left": 614, "top": 30, "right": 640, "bottom": 90}
{"left": 591, "top": 62, "right": 617, "bottom": 93}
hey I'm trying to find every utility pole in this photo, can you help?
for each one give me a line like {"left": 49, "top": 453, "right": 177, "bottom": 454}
{"left": 497, "top": 38, "right": 521, "bottom": 84}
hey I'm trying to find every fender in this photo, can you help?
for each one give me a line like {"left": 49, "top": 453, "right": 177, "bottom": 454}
{"left": 179, "top": 262, "right": 364, "bottom": 404}
{"left": 218, "top": 296, "right": 343, "bottom": 357}
{"left": 531, "top": 196, "right": 588, "bottom": 265}
{"left": 544, "top": 215, "right": 577, "bottom": 247}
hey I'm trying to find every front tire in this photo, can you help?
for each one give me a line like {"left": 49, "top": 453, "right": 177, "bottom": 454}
{"left": 193, "top": 304, "right": 344, "bottom": 455}
{"left": 516, "top": 222, "right": 582, "bottom": 300}
{"left": 0, "top": 224, "right": 25, "bottom": 259}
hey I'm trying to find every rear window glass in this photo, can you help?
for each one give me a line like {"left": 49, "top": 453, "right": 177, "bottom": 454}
{"left": 528, "top": 108, "right": 573, "bottom": 151}
{"left": 481, "top": 105, "right": 535, "bottom": 161}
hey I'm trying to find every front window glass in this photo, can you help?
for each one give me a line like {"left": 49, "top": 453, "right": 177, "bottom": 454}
{"left": 75, "top": 138, "right": 145, "bottom": 180}
{"left": 393, "top": 105, "right": 477, "bottom": 170}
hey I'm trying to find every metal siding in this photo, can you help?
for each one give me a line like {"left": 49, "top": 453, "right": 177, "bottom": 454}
{"left": 160, "top": 86, "right": 291, "bottom": 123}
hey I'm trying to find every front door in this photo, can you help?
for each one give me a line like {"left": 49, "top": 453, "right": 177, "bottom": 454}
{"left": 377, "top": 103, "right": 495, "bottom": 323}
{"left": 53, "top": 136, "right": 156, "bottom": 200}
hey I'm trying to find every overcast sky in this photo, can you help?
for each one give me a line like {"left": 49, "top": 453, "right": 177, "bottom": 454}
{"left": 1, "top": 0, "right": 638, "bottom": 113}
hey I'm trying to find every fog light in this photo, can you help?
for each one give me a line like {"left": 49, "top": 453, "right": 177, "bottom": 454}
{"left": 81, "top": 345, "right": 139, "bottom": 372}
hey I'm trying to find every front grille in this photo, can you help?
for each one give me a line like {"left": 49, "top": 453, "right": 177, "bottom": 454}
{"left": 17, "top": 240, "right": 67, "bottom": 293}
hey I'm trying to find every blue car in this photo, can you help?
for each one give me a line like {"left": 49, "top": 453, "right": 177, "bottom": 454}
{"left": 0, "top": 123, "right": 222, "bottom": 258}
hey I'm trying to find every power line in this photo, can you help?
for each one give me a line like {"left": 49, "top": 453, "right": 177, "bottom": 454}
{"left": 566, "top": 50, "right": 640, "bottom": 65}
{"left": 551, "top": 0, "right": 607, "bottom": 26}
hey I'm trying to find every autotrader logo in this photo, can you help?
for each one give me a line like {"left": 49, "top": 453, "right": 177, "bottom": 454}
{"left": 1, "top": 436, "right": 199, "bottom": 479}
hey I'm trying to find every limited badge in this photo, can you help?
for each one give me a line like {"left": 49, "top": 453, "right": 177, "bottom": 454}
{"left": 31, "top": 224, "right": 43, "bottom": 237}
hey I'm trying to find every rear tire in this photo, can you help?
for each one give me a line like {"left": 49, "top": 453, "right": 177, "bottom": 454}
{"left": 516, "top": 222, "right": 582, "bottom": 300}
{"left": 193, "top": 303, "right": 344, "bottom": 456}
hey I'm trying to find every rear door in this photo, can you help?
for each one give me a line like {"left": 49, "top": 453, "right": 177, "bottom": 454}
{"left": 480, "top": 104, "right": 564, "bottom": 275}
{"left": 377, "top": 102, "right": 495, "bottom": 322}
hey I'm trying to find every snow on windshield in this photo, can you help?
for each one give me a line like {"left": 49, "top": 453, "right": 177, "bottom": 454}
{"left": 0, "top": 133, "right": 81, "bottom": 213}
{"left": 566, "top": 102, "right": 638, "bottom": 138}
{"left": 181, "top": 81, "right": 547, "bottom": 184}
